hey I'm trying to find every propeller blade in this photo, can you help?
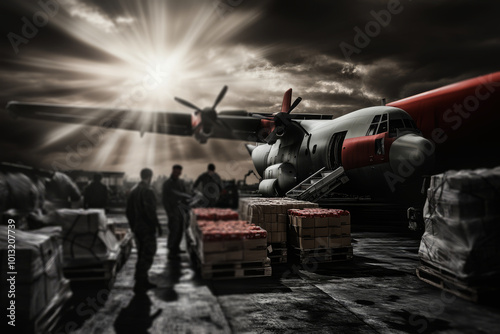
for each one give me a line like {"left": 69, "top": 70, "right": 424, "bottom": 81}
{"left": 288, "top": 97, "right": 302, "bottom": 113}
{"left": 280, "top": 88, "right": 292, "bottom": 113}
{"left": 265, "top": 129, "right": 278, "bottom": 144}
{"left": 213, "top": 85, "right": 228, "bottom": 109}
{"left": 174, "top": 97, "right": 201, "bottom": 111}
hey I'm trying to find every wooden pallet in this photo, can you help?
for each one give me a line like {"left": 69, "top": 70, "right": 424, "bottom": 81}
{"left": 416, "top": 263, "right": 500, "bottom": 303}
{"left": 25, "top": 279, "right": 72, "bottom": 334}
{"left": 63, "top": 256, "right": 118, "bottom": 283}
{"left": 200, "top": 259, "right": 272, "bottom": 280}
{"left": 267, "top": 244, "right": 288, "bottom": 264}
{"left": 291, "top": 246, "right": 353, "bottom": 264}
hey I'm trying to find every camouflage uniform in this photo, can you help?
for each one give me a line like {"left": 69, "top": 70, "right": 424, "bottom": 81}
{"left": 126, "top": 181, "right": 160, "bottom": 283}
{"left": 162, "top": 177, "right": 190, "bottom": 255}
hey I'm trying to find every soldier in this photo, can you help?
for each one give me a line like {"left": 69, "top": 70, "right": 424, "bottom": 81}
{"left": 83, "top": 173, "right": 108, "bottom": 209}
{"left": 193, "top": 163, "right": 223, "bottom": 207}
{"left": 162, "top": 165, "right": 191, "bottom": 260}
{"left": 126, "top": 168, "right": 162, "bottom": 291}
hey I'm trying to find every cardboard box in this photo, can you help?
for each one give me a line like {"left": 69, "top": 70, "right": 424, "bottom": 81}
{"left": 224, "top": 240, "right": 243, "bottom": 252}
{"left": 329, "top": 216, "right": 342, "bottom": 227}
{"left": 299, "top": 238, "right": 315, "bottom": 249}
{"left": 295, "top": 217, "right": 315, "bottom": 228}
{"left": 264, "top": 213, "right": 274, "bottom": 222}
{"left": 329, "top": 226, "right": 342, "bottom": 237}
{"left": 202, "top": 241, "right": 225, "bottom": 253}
{"left": 340, "top": 214, "right": 350, "bottom": 225}
{"left": 314, "top": 226, "right": 329, "bottom": 237}
{"left": 243, "top": 238, "right": 267, "bottom": 250}
{"left": 315, "top": 237, "right": 329, "bottom": 248}
{"left": 243, "top": 249, "right": 267, "bottom": 262}
{"left": 341, "top": 224, "right": 351, "bottom": 235}
{"left": 341, "top": 236, "right": 352, "bottom": 247}
{"left": 314, "top": 217, "right": 329, "bottom": 228}
{"left": 225, "top": 250, "right": 244, "bottom": 262}
{"left": 329, "top": 236, "right": 342, "bottom": 248}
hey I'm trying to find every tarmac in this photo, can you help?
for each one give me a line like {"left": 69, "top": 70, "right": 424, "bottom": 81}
{"left": 56, "top": 210, "right": 500, "bottom": 334}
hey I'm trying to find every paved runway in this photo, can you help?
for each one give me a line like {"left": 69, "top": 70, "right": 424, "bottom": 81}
{"left": 58, "top": 216, "right": 500, "bottom": 334}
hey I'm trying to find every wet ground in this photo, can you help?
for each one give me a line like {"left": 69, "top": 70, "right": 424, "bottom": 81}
{"left": 56, "top": 210, "right": 500, "bottom": 334}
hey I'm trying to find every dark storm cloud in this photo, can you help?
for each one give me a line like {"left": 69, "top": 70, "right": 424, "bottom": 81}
{"left": 1, "top": 0, "right": 499, "bottom": 177}
{"left": 235, "top": 0, "right": 500, "bottom": 101}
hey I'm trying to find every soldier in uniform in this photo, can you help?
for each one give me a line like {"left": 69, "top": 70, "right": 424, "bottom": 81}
{"left": 193, "top": 163, "right": 223, "bottom": 207}
{"left": 126, "top": 168, "right": 162, "bottom": 291}
{"left": 83, "top": 173, "right": 108, "bottom": 209}
{"left": 162, "top": 164, "right": 191, "bottom": 260}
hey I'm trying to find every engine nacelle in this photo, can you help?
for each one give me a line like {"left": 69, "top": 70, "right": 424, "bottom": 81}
{"left": 258, "top": 162, "right": 297, "bottom": 196}
{"left": 251, "top": 144, "right": 272, "bottom": 177}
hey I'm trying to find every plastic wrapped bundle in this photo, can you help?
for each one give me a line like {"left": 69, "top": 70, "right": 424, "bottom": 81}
{"left": 0, "top": 226, "right": 65, "bottom": 322}
{"left": 419, "top": 167, "right": 500, "bottom": 281}
{"left": 46, "top": 209, "right": 119, "bottom": 266}
{"left": 0, "top": 172, "right": 41, "bottom": 213}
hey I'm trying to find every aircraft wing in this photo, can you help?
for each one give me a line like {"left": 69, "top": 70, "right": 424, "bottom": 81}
{"left": 5, "top": 101, "right": 265, "bottom": 142}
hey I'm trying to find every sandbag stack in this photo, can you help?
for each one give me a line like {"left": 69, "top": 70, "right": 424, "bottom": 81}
{"left": 417, "top": 167, "right": 500, "bottom": 301}
{"left": 0, "top": 226, "right": 71, "bottom": 332}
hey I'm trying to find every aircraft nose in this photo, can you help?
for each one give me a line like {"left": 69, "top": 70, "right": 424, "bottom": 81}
{"left": 389, "top": 133, "right": 435, "bottom": 178}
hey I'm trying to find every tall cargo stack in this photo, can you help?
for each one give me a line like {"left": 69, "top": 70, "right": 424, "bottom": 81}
{"left": 288, "top": 208, "right": 353, "bottom": 264}
{"left": 417, "top": 167, "right": 500, "bottom": 302}
{"left": 239, "top": 197, "right": 318, "bottom": 263}
{"left": 0, "top": 226, "right": 72, "bottom": 333}
{"left": 188, "top": 208, "right": 271, "bottom": 279}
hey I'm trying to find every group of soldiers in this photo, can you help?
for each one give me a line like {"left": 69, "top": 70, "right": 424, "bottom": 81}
{"left": 125, "top": 164, "right": 223, "bottom": 292}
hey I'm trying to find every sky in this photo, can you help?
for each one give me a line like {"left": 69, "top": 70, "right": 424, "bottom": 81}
{"left": 0, "top": 0, "right": 499, "bottom": 180}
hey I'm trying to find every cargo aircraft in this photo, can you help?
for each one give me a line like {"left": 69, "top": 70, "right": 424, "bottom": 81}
{"left": 6, "top": 72, "right": 500, "bottom": 203}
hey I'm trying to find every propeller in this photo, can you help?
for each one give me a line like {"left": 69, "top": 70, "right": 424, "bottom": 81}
{"left": 174, "top": 85, "right": 231, "bottom": 138}
{"left": 253, "top": 89, "right": 303, "bottom": 144}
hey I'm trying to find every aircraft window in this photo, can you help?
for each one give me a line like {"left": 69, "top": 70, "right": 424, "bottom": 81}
{"left": 381, "top": 114, "right": 387, "bottom": 121}
{"left": 366, "top": 123, "right": 378, "bottom": 136}
{"left": 312, "top": 145, "right": 317, "bottom": 154}
{"left": 389, "top": 119, "right": 405, "bottom": 136}
{"left": 377, "top": 121, "right": 387, "bottom": 134}
{"left": 372, "top": 115, "right": 381, "bottom": 124}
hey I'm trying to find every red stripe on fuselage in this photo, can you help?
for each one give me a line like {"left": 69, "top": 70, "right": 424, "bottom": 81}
{"left": 342, "top": 133, "right": 394, "bottom": 170}
{"left": 388, "top": 72, "right": 500, "bottom": 171}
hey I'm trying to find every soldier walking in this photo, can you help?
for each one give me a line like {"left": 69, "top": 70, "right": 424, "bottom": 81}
{"left": 126, "top": 168, "right": 162, "bottom": 292}
{"left": 162, "top": 165, "right": 191, "bottom": 260}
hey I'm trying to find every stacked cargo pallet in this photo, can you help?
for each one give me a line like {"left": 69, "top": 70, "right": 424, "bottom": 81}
{"left": 417, "top": 167, "right": 500, "bottom": 303}
{"left": 239, "top": 197, "right": 318, "bottom": 264}
{"left": 188, "top": 208, "right": 271, "bottom": 279}
{"left": 288, "top": 208, "right": 353, "bottom": 264}
{"left": 47, "top": 209, "right": 121, "bottom": 283}
{"left": 0, "top": 226, "right": 72, "bottom": 333}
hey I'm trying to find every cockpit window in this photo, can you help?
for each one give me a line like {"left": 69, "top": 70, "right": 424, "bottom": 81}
{"left": 366, "top": 114, "right": 388, "bottom": 136}
{"left": 403, "top": 119, "right": 417, "bottom": 129}
{"left": 389, "top": 117, "right": 419, "bottom": 137}
{"left": 377, "top": 120, "right": 388, "bottom": 134}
